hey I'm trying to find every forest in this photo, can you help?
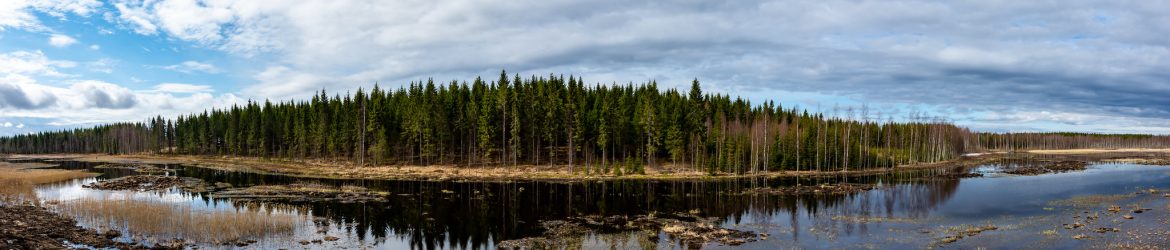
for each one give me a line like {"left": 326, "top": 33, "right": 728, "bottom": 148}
{"left": 3, "top": 71, "right": 1170, "bottom": 175}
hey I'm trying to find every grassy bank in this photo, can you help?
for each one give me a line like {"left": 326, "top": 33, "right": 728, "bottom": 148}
{"left": 2, "top": 152, "right": 1024, "bottom": 182}
{"left": 8, "top": 149, "right": 1164, "bottom": 182}
{"left": 0, "top": 162, "right": 99, "bottom": 205}
{"left": 1026, "top": 148, "right": 1170, "bottom": 154}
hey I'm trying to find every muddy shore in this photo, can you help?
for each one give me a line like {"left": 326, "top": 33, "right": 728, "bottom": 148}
{"left": 0, "top": 205, "right": 161, "bottom": 250}
{"left": 1003, "top": 160, "right": 1090, "bottom": 175}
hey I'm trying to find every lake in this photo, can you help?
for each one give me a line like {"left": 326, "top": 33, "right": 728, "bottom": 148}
{"left": 18, "top": 159, "right": 1170, "bottom": 249}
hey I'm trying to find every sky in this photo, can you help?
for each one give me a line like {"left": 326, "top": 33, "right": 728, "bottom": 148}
{"left": 1, "top": 0, "right": 1169, "bottom": 136}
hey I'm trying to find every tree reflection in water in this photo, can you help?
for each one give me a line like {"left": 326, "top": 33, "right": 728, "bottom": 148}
{"left": 195, "top": 171, "right": 963, "bottom": 249}
{"left": 38, "top": 160, "right": 962, "bottom": 249}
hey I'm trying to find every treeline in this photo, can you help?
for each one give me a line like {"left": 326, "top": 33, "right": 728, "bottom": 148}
{"left": 2, "top": 71, "right": 1167, "bottom": 174}
{"left": 0, "top": 121, "right": 165, "bottom": 155}
{"left": 975, "top": 132, "right": 1170, "bottom": 151}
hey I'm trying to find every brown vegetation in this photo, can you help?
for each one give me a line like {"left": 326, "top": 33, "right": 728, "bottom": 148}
{"left": 212, "top": 183, "right": 388, "bottom": 203}
{"left": 54, "top": 199, "right": 302, "bottom": 244}
{"left": 1, "top": 148, "right": 1158, "bottom": 183}
{"left": 1027, "top": 148, "right": 1170, "bottom": 155}
{"left": 0, "top": 205, "right": 145, "bottom": 250}
{"left": 499, "top": 212, "right": 761, "bottom": 249}
{"left": 5, "top": 153, "right": 1006, "bottom": 182}
{"left": 740, "top": 183, "right": 878, "bottom": 196}
{"left": 94, "top": 163, "right": 173, "bottom": 174}
{"left": 934, "top": 224, "right": 999, "bottom": 246}
{"left": 0, "top": 162, "right": 98, "bottom": 205}
{"left": 1107, "top": 158, "right": 1170, "bottom": 166}
{"left": 82, "top": 175, "right": 206, "bottom": 192}
{"left": 1003, "top": 160, "right": 1089, "bottom": 175}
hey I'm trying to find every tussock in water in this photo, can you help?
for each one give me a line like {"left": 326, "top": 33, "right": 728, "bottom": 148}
{"left": 211, "top": 183, "right": 388, "bottom": 203}
{"left": 933, "top": 225, "right": 998, "bottom": 246}
{"left": 83, "top": 175, "right": 207, "bottom": 192}
{"left": 1004, "top": 160, "right": 1088, "bottom": 175}
{"left": 741, "top": 183, "right": 878, "bottom": 196}
{"left": 931, "top": 172, "right": 985, "bottom": 179}
{"left": 94, "top": 163, "right": 173, "bottom": 174}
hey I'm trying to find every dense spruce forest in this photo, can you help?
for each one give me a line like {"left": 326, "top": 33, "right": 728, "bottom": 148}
{"left": 3, "top": 71, "right": 1170, "bottom": 174}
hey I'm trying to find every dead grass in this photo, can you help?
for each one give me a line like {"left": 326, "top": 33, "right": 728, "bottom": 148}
{"left": 0, "top": 160, "right": 97, "bottom": 184}
{"left": 0, "top": 164, "right": 98, "bottom": 205}
{"left": 1048, "top": 193, "right": 1138, "bottom": 207}
{"left": 2, "top": 152, "right": 1004, "bottom": 181}
{"left": 1027, "top": 148, "right": 1170, "bottom": 155}
{"left": 830, "top": 215, "right": 917, "bottom": 224}
{"left": 0, "top": 179, "right": 36, "bottom": 205}
{"left": 54, "top": 198, "right": 301, "bottom": 243}
{"left": 0, "top": 161, "right": 58, "bottom": 169}
{"left": 250, "top": 183, "right": 377, "bottom": 194}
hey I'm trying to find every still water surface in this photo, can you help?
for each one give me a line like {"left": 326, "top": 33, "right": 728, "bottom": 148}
{"left": 24, "top": 160, "right": 1170, "bottom": 249}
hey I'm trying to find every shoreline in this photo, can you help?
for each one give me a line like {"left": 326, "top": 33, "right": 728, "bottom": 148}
{"left": 3, "top": 149, "right": 1165, "bottom": 182}
{"left": 1025, "top": 148, "right": 1170, "bottom": 154}
{"left": 4, "top": 153, "right": 994, "bottom": 182}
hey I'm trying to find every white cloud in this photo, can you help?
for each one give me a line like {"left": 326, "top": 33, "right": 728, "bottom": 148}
{"left": 0, "top": 50, "right": 240, "bottom": 130}
{"left": 30, "top": 0, "right": 102, "bottom": 18}
{"left": 99, "top": 1, "right": 1170, "bottom": 133}
{"left": 243, "top": 65, "right": 324, "bottom": 99}
{"left": 0, "top": 121, "right": 23, "bottom": 129}
{"left": 89, "top": 44, "right": 100, "bottom": 50}
{"left": 151, "top": 83, "right": 213, "bottom": 93}
{"left": 113, "top": 0, "right": 235, "bottom": 42}
{"left": 0, "top": 1, "right": 40, "bottom": 31}
{"left": 0, "top": 50, "right": 76, "bottom": 76}
{"left": 113, "top": 1, "right": 158, "bottom": 35}
{"left": 49, "top": 34, "right": 79, "bottom": 47}
{"left": 0, "top": 77, "right": 243, "bottom": 126}
{"left": 160, "top": 60, "right": 219, "bottom": 74}
{"left": 0, "top": 74, "right": 59, "bottom": 109}
{"left": 150, "top": 0, "right": 235, "bottom": 43}
{"left": 0, "top": 0, "right": 102, "bottom": 31}
{"left": 70, "top": 80, "right": 137, "bottom": 109}
{"left": 7, "top": 0, "right": 1170, "bottom": 134}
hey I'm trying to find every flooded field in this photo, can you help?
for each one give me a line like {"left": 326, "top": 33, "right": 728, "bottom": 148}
{"left": 6, "top": 157, "right": 1170, "bottom": 249}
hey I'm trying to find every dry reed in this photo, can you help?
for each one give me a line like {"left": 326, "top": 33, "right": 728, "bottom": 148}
{"left": 55, "top": 198, "right": 302, "bottom": 243}
{"left": 0, "top": 165, "right": 98, "bottom": 205}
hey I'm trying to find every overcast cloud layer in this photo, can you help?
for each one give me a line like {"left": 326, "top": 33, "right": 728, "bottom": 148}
{"left": 1, "top": 0, "right": 1169, "bottom": 135}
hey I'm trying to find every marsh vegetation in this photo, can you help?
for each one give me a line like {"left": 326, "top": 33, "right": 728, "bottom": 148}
{"left": 0, "top": 162, "right": 98, "bottom": 205}
{"left": 55, "top": 199, "right": 302, "bottom": 245}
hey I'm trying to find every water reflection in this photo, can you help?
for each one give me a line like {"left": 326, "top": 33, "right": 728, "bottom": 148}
{"left": 21, "top": 157, "right": 1170, "bottom": 249}
{"left": 27, "top": 159, "right": 970, "bottom": 249}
